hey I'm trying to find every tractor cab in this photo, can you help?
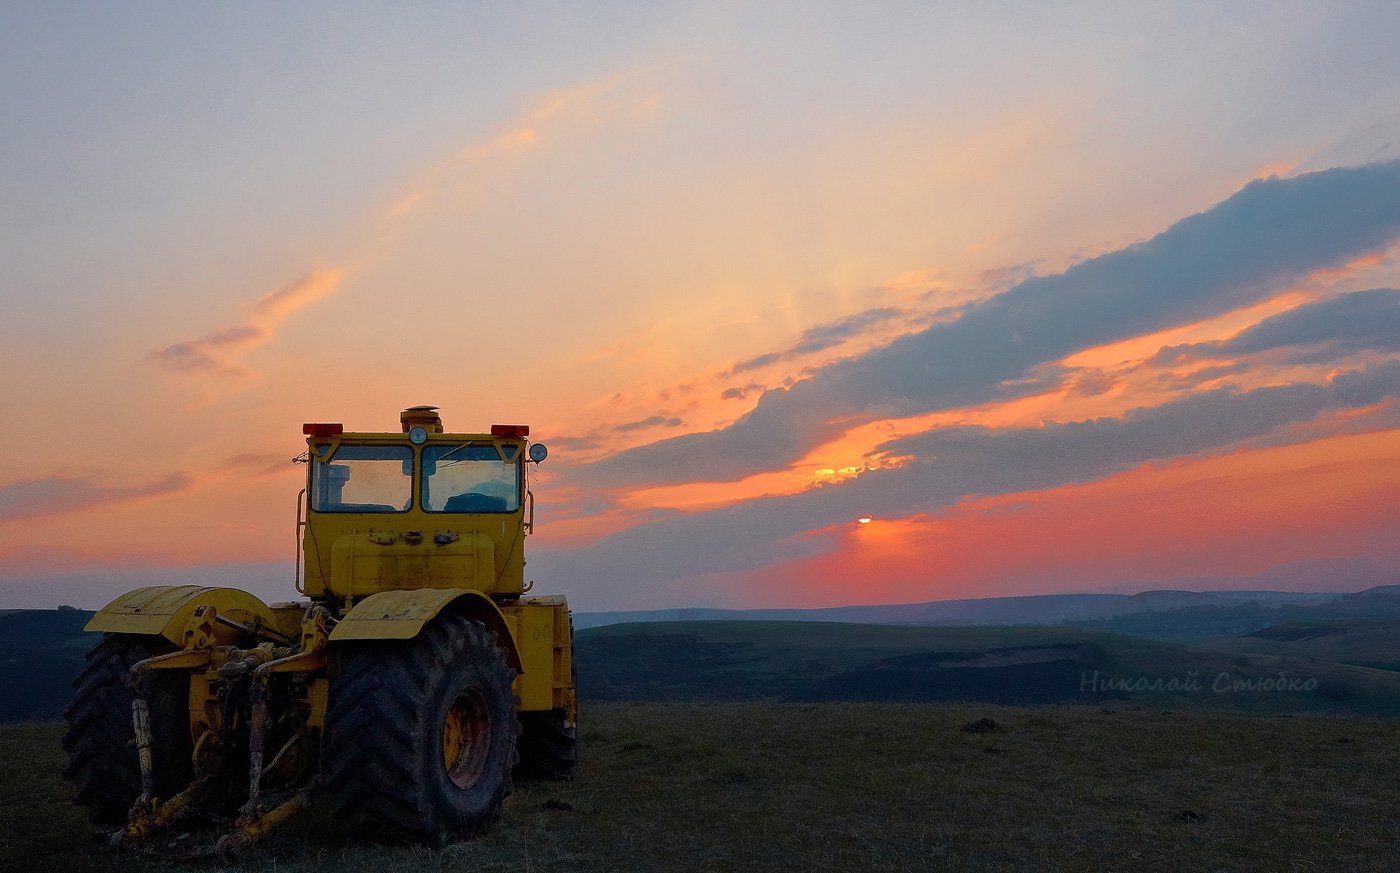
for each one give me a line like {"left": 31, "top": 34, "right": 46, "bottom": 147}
{"left": 299, "top": 406, "right": 548, "bottom": 603}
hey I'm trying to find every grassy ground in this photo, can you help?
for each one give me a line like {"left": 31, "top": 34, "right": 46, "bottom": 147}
{"left": 3, "top": 702, "right": 1398, "bottom": 872}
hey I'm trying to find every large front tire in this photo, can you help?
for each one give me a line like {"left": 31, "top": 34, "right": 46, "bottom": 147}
{"left": 324, "top": 613, "right": 519, "bottom": 846}
{"left": 61, "top": 634, "right": 192, "bottom": 826}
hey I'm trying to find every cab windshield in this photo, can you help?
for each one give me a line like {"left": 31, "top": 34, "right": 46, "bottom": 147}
{"left": 309, "top": 445, "right": 412, "bottom": 513}
{"left": 308, "top": 442, "right": 521, "bottom": 514}
{"left": 422, "top": 444, "right": 521, "bottom": 513}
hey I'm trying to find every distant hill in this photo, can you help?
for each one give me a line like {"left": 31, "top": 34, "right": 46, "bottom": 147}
{"left": 574, "top": 593, "right": 1125, "bottom": 629}
{"left": 5, "top": 593, "right": 1399, "bottom": 723}
{"left": 1063, "top": 586, "right": 1400, "bottom": 641}
{"left": 0, "top": 607, "right": 95, "bottom": 721}
{"left": 576, "top": 620, "right": 1400, "bottom": 717}
{"left": 574, "top": 589, "right": 1336, "bottom": 630}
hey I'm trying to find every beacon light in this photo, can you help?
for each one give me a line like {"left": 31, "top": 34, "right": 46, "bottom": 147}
{"left": 491, "top": 424, "right": 530, "bottom": 438}
{"left": 302, "top": 423, "right": 344, "bottom": 438}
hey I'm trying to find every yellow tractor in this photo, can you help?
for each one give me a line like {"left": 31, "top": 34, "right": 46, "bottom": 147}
{"left": 62, "top": 407, "right": 576, "bottom": 860}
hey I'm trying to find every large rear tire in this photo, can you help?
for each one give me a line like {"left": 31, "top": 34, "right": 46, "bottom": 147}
{"left": 515, "top": 617, "right": 577, "bottom": 781}
{"left": 62, "top": 634, "right": 193, "bottom": 826}
{"left": 514, "top": 709, "right": 578, "bottom": 781}
{"left": 324, "top": 613, "right": 519, "bottom": 846}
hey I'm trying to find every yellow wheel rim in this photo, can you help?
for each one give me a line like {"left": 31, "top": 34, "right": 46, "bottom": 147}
{"left": 442, "top": 688, "right": 491, "bottom": 789}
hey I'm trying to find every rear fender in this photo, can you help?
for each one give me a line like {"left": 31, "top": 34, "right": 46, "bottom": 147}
{"left": 85, "top": 585, "right": 277, "bottom": 649}
{"left": 329, "top": 588, "right": 522, "bottom": 671}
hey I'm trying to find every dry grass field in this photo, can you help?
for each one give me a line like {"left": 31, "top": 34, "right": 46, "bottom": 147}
{"left": 3, "top": 702, "right": 1399, "bottom": 872}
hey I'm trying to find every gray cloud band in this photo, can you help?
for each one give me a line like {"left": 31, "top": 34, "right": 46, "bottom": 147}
{"left": 533, "top": 360, "right": 1400, "bottom": 598}
{"left": 574, "top": 160, "right": 1400, "bottom": 489}
{"left": 0, "top": 473, "right": 194, "bottom": 523}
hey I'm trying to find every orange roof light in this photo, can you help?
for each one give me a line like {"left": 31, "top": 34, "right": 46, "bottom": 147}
{"left": 303, "top": 423, "right": 344, "bottom": 438}
{"left": 491, "top": 424, "right": 530, "bottom": 438}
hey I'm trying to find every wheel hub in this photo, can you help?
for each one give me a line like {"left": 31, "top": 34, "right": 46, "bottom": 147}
{"left": 442, "top": 688, "right": 492, "bottom": 789}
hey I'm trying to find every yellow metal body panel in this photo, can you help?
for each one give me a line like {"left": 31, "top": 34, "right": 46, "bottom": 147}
{"left": 301, "top": 431, "right": 527, "bottom": 600}
{"left": 329, "top": 530, "right": 495, "bottom": 596}
{"left": 305, "top": 677, "right": 329, "bottom": 731}
{"left": 501, "top": 597, "right": 575, "bottom": 715}
{"left": 85, "top": 586, "right": 275, "bottom": 648}
{"left": 330, "top": 587, "right": 522, "bottom": 670}
{"left": 266, "top": 603, "right": 307, "bottom": 642}
{"left": 329, "top": 587, "right": 487, "bottom": 638}
{"left": 326, "top": 591, "right": 576, "bottom": 707}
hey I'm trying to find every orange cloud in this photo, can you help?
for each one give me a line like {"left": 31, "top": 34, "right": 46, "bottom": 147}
{"left": 147, "top": 268, "right": 347, "bottom": 377}
{"left": 384, "top": 72, "right": 632, "bottom": 225}
{"left": 253, "top": 269, "right": 344, "bottom": 323}
{"left": 1250, "top": 160, "right": 1299, "bottom": 181}
{"left": 382, "top": 190, "right": 425, "bottom": 220}
{"left": 563, "top": 266, "right": 1011, "bottom": 464}
{"left": 1066, "top": 245, "right": 1400, "bottom": 373}
{"left": 144, "top": 73, "right": 631, "bottom": 384}
{"left": 459, "top": 125, "right": 539, "bottom": 161}
{"left": 1062, "top": 291, "right": 1314, "bottom": 370}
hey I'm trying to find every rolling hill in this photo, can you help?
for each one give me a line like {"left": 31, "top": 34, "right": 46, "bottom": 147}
{"left": 5, "top": 598, "right": 1400, "bottom": 723}
{"left": 1061, "top": 585, "right": 1400, "bottom": 641}
{"left": 577, "top": 620, "right": 1400, "bottom": 717}
{"left": 1202, "top": 618, "right": 1400, "bottom": 671}
{"left": 572, "top": 588, "right": 1340, "bottom": 630}
{"left": 0, "top": 607, "right": 94, "bottom": 721}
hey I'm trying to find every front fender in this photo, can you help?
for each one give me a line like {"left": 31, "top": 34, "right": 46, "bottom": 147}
{"left": 330, "top": 588, "right": 522, "bottom": 671}
{"left": 85, "top": 585, "right": 276, "bottom": 648}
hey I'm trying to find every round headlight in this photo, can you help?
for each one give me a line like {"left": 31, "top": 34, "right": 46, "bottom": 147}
{"left": 408, "top": 426, "right": 428, "bottom": 445}
{"left": 528, "top": 442, "right": 549, "bottom": 462}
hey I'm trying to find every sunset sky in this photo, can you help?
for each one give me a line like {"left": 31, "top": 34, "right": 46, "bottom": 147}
{"left": 3, "top": 3, "right": 1400, "bottom": 611}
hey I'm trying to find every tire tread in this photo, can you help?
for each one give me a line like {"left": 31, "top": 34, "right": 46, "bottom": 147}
{"left": 324, "top": 614, "right": 519, "bottom": 846}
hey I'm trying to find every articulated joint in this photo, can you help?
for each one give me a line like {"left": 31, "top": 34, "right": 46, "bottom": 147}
{"left": 241, "top": 605, "right": 334, "bottom": 817}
